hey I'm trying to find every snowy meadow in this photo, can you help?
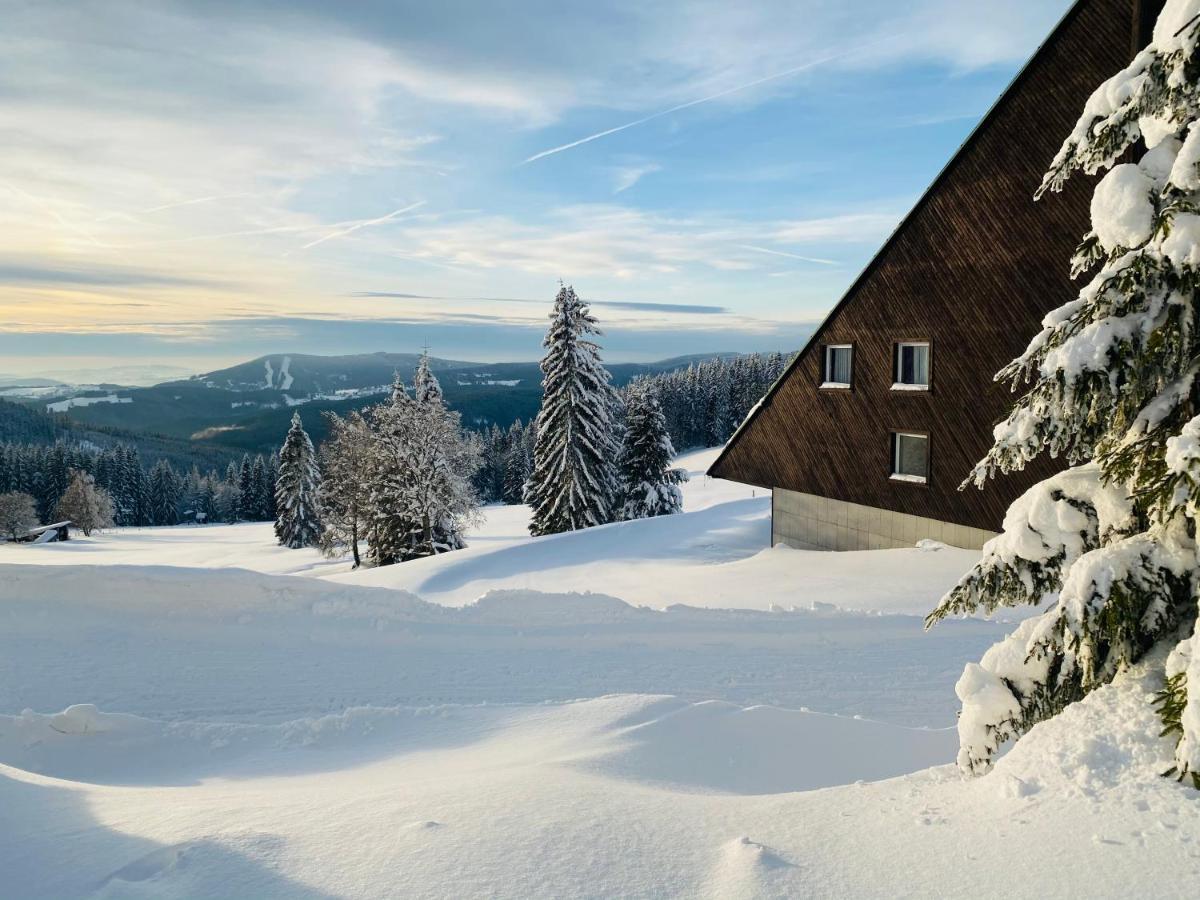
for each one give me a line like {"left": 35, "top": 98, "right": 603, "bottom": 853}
{"left": 2, "top": 448, "right": 1197, "bottom": 898}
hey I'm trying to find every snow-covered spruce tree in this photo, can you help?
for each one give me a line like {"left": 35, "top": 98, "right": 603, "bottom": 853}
{"left": 526, "top": 283, "right": 621, "bottom": 535}
{"left": 927, "top": 3, "right": 1200, "bottom": 785}
{"left": 413, "top": 349, "right": 444, "bottom": 405}
{"left": 618, "top": 380, "right": 687, "bottom": 520}
{"left": 365, "top": 374, "right": 479, "bottom": 565}
{"left": 274, "top": 412, "right": 322, "bottom": 549}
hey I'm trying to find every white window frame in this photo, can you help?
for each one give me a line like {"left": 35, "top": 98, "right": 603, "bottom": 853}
{"left": 892, "top": 341, "right": 931, "bottom": 391}
{"left": 821, "top": 344, "right": 853, "bottom": 389}
{"left": 891, "top": 431, "right": 929, "bottom": 484}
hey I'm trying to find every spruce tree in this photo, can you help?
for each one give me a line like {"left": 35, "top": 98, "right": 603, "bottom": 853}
{"left": 618, "top": 381, "right": 687, "bottom": 520}
{"left": 148, "top": 460, "right": 181, "bottom": 526}
{"left": 413, "top": 349, "right": 445, "bottom": 405}
{"left": 526, "top": 283, "right": 620, "bottom": 535}
{"left": 274, "top": 412, "right": 321, "bottom": 549}
{"left": 928, "top": 6, "right": 1200, "bottom": 784}
{"left": 366, "top": 368, "right": 479, "bottom": 564}
{"left": 237, "top": 456, "right": 254, "bottom": 520}
{"left": 251, "top": 455, "right": 270, "bottom": 521}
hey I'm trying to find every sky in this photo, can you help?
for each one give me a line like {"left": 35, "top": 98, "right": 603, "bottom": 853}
{"left": 0, "top": 0, "right": 1075, "bottom": 377}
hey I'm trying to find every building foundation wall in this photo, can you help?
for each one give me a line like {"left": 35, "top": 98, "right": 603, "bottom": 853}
{"left": 771, "top": 488, "right": 996, "bottom": 551}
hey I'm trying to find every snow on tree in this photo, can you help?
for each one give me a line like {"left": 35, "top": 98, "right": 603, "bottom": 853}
{"left": 274, "top": 412, "right": 321, "bottom": 549}
{"left": 0, "top": 491, "right": 37, "bottom": 540}
{"left": 365, "top": 371, "right": 480, "bottom": 565}
{"left": 526, "top": 283, "right": 621, "bottom": 535}
{"left": 617, "top": 380, "right": 687, "bottom": 521}
{"left": 413, "top": 350, "right": 445, "bottom": 405}
{"left": 927, "top": 3, "right": 1200, "bottom": 785}
{"left": 54, "top": 469, "right": 114, "bottom": 536}
{"left": 317, "top": 411, "right": 373, "bottom": 567}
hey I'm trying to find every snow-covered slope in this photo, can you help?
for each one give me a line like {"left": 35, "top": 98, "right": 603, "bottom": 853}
{"left": 1, "top": 445, "right": 1195, "bottom": 897}
{"left": 0, "top": 660, "right": 1190, "bottom": 899}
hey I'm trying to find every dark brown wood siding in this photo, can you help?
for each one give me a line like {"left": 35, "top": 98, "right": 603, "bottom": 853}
{"left": 710, "top": 0, "right": 1150, "bottom": 532}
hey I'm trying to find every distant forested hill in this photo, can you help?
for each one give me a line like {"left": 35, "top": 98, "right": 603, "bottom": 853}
{"left": 0, "top": 398, "right": 246, "bottom": 471}
{"left": 28, "top": 351, "right": 762, "bottom": 455}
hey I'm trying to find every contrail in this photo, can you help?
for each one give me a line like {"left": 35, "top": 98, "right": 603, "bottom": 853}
{"left": 92, "top": 193, "right": 255, "bottom": 224}
{"left": 141, "top": 193, "right": 254, "bottom": 214}
{"left": 522, "top": 40, "right": 886, "bottom": 165}
{"left": 298, "top": 201, "right": 426, "bottom": 251}
{"left": 737, "top": 244, "right": 838, "bottom": 266}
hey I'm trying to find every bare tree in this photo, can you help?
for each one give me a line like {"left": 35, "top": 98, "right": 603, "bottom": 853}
{"left": 54, "top": 469, "right": 115, "bottom": 536}
{"left": 0, "top": 491, "right": 38, "bottom": 541}
{"left": 317, "top": 411, "right": 373, "bottom": 567}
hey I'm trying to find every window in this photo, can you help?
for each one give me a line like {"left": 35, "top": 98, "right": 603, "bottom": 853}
{"left": 891, "top": 432, "right": 928, "bottom": 483}
{"left": 893, "top": 342, "right": 930, "bottom": 390}
{"left": 822, "top": 344, "right": 853, "bottom": 388}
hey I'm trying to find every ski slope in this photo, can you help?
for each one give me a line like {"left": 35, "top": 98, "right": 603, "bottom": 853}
{"left": 1, "top": 447, "right": 1196, "bottom": 897}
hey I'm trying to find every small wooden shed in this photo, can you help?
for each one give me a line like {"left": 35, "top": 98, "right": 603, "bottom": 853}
{"left": 13, "top": 521, "right": 73, "bottom": 544}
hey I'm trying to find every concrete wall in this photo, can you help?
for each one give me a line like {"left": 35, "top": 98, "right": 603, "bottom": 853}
{"left": 771, "top": 488, "right": 996, "bottom": 551}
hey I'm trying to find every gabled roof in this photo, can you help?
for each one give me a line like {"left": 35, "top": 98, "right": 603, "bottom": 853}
{"left": 707, "top": 0, "right": 1148, "bottom": 531}
{"left": 710, "top": 0, "right": 1139, "bottom": 482}
{"left": 24, "top": 521, "right": 72, "bottom": 535}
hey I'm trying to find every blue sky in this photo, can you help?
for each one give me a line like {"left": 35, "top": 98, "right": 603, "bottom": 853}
{"left": 0, "top": 0, "right": 1074, "bottom": 375}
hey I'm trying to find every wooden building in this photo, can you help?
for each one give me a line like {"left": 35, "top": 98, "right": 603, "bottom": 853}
{"left": 10, "top": 521, "right": 72, "bottom": 544}
{"left": 708, "top": 0, "right": 1163, "bottom": 551}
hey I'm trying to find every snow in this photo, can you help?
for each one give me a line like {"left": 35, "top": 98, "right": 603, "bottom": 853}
{"left": 278, "top": 355, "right": 293, "bottom": 391}
{"left": 45, "top": 393, "right": 132, "bottom": 413}
{"left": 1161, "top": 212, "right": 1200, "bottom": 268}
{"left": 1090, "top": 164, "right": 1156, "bottom": 251}
{"left": 2, "top": 447, "right": 1198, "bottom": 896}
{"left": 9, "top": 449, "right": 980, "bottom": 615}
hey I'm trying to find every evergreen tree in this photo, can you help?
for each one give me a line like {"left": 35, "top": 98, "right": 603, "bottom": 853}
{"left": 251, "top": 455, "right": 269, "bottom": 521}
{"left": 526, "top": 283, "right": 620, "bottom": 535}
{"left": 237, "top": 456, "right": 254, "bottom": 520}
{"left": 366, "top": 372, "right": 479, "bottom": 564}
{"left": 928, "top": 7, "right": 1200, "bottom": 784}
{"left": 413, "top": 349, "right": 445, "bottom": 405}
{"left": 501, "top": 420, "right": 533, "bottom": 505}
{"left": 148, "top": 459, "right": 181, "bottom": 526}
{"left": 274, "top": 413, "right": 321, "bottom": 549}
{"left": 617, "top": 381, "right": 687, "bottom": 520}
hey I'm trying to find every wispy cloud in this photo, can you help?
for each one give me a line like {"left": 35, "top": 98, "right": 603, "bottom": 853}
{"left": 774, "top": 213, "right": 902, "bottom": 244}
{"left": 351, "top": 290, "right": 726, "bottom": 314}
{"left": 612, "top": 163, "right": 662, "bottom": 193}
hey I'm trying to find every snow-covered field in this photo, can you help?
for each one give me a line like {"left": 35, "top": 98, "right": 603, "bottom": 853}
{"left": 1, "top": 448, "right": 1196, "bottom": 898}
{"left": 7, "top": 448, "right": 979, "bottom": 614}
